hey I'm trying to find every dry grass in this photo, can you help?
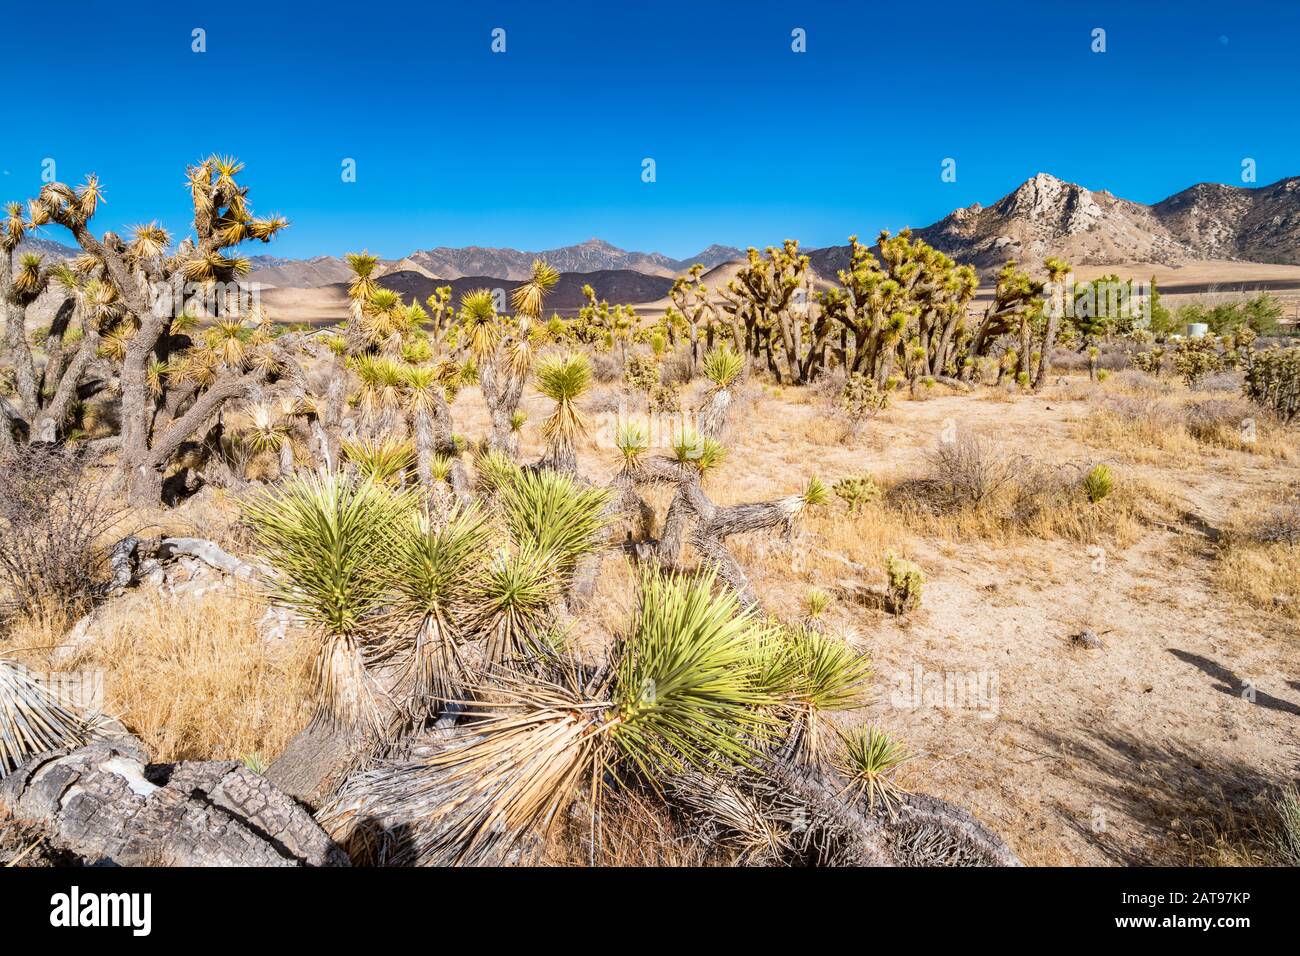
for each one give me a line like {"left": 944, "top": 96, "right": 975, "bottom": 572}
{"left": 1075, "top": 383, "right": 1295, "bottom": 463}
{"left": 543, "top": 790, "right": 721, "bottom": 866}
{"left": 1217, "top": 540, "right": 1300, "bottom": 618}
{"left": 1183, "top": 785, "right": 1300, "bottom": 867}
{"left": 59, "top": 588, "right": 313, "bottom": 763}
{"left": 882, "top": 438, "right": 1162, "bottom": 549}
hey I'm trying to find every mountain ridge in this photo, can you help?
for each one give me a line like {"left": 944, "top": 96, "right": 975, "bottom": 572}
{"left": 14, "top": 173, "right": 1300, "bottom": 296}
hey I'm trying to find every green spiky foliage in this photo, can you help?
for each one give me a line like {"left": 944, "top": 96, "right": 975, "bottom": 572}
{"left": 833, "top": 475, "right": 881, "bottom": 512}
{"left": 614, "top": 420, "right": 649, "bottom": 469}
{"left": 766, "top": 626, "right": 872, "bottom": 765}
{"left": 429, "top": 453, "right": 455, "bottom": 483}
{"left": 345, "top": 252, "right": 380, "bottom": 303}
{"left": 243, "top": 474, "right": 416, "bottom": 730}
{"left": 0, "top": 660, "right": 88, "bottom": 778}
{"left": 610, "top": 571, "right": 776, "bottom": 776}
{"left": 473, "top": 447, "right": 522, "bottom": 496}
{"left": 498, "top": 468, "right": 611, "bottom": 577}
{"left": 242, "top": 401, "right": 290, "bottom": 454}
{"left": 671, "top": 427, "right": 725, "bottom": 474}
{"left": 1082, "top": 463, "right": 1113, "bottom": 503}
{"left": 802, "top": 476, "right": 830, "bottom": 508}
{"left": 702, "top": 346, "right": 743, "bottom": 389}
{"left": 464, "top": 544, "right": 560, "bottom": 667}
{"left": 802, "top": 587, "right": 831, "bottom": 620}
{"left": 342, "top": 436, "right": 416, "bottom": 485}
{"left": 458, "top": 289, "right": 501, "bottom": 356}
{"left": 509, "top": 410, "right": 527, "bottom": 433}
{"left": 384, "top": 504, "right": 492, "bottom": 710}
{"left": 352, "top": 354, "right": 406, "bottom": 417}
{"left": 511, "top": 260, "right": 560, "bottom": 322}
{"left": 885, "top": 555, "right": 923, "bottom": 614}
{"left": 535, "top": 351, "right": 592, "bottom": 463}
{"left": 836, "top": 725, "right": 911, "bottom": 814}
{"left": 399, "top": 570, "right": 776, "bottom": 865}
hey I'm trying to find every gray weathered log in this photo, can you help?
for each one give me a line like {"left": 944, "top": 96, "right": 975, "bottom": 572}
{"left": 0, "top": 738, "right": 349, "bottom": 866}
{"left": 665, "top": 757, "right": 1021, "bottom": 867}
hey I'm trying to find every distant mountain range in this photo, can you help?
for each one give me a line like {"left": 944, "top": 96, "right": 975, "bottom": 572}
{"left": 247, "top": 239, "right": 743, "bottom": 288}
{"left": 15, "top": 174, "right": 1300, "bottom": 313}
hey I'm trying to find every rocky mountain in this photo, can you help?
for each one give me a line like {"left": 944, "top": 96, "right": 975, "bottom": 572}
{"left": 894, "top": 172, "right": 1300, "bottom": 273}
{"left": 245, "top": 255, "right": 360, "bottom": 288}
{"left": 399, "top": 238, "right": 741, "bottom": 282}
{"left": 1152, "top": 176, "right": 1300, "bottom": 264}
{"left": 15, "top": 236, "right": 79, "bottom": 260}
{"left": 906, "top": 173, "right": 1189, "bottom": 271}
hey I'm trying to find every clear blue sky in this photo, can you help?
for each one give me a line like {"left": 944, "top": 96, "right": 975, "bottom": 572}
{"left": 3, "top": 1, "right": 1296, "bottom": 259}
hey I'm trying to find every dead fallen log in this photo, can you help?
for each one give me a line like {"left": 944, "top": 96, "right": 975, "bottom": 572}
{"left": 0, "top": 737, "right": 349, "bottom": 866}
{"left": 664, "top": 757, "right": 1021, "bottom": 867}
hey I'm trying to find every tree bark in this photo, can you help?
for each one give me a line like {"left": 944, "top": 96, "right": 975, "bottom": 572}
{"left": 0, "top": 738, "right": 349, "bottom": 866}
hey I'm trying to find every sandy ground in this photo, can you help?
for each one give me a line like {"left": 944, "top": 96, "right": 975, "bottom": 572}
{"left": 466, "top": 374, "right": 1300, "bottom": 866}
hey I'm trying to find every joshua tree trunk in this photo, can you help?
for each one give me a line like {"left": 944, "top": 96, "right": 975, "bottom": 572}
{"left": 1033, "top": 311, "right": 1061, "bottom": 390}
{"left": 0, "top": 738, "right": 348, "bottom": 866}
{"left": 478, "top": 354, "right": 524, "bottom": 457}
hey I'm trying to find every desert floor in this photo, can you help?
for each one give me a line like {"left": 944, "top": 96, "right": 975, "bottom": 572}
{"left": 5, "top": 364, "right": 1296, "bottom": 866}
{"left": 421, "top": 370, "right": 1300, "bottom": 865}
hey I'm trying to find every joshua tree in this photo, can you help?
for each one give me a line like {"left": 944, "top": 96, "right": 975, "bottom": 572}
{"left": 719, "top": 241, "right": 829, "bottom": 384}
{"left": 16, "top": 159, "right": 309, "bottom": 504}
{"left": 534, "top": 351, "right": 592, "bottom": 474}
{"left": 249, "top": 463, "right": 609, "bottom": 804}
{"left": 466, "top": 260, "right": 557, "bottom": 457}
{"left": 820, "top": 231, "right": 977, "bottom": 388}
{"left": 0, "top": 204, "right": 120, "bottom": 450}
{"left": 966, "top": 260, "right": 1043, "bottom": 379}
{"left": 668, "top": 263, "right": 717, "bottom": 377}
{"left": 697, "top": 345, "right": 743, "bottom": 440}
{"left": 318, "top": 570, "right": 780, "bottom": 865}
{"left": 1032, "top": 257, "right": 1072, "bottom": 389}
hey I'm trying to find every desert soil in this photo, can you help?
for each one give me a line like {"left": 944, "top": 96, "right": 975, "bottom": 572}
{"left": 476, "top": 376, "right": 1298, "bottom": 866}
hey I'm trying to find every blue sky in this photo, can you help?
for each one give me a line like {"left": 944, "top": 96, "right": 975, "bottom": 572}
{"left": 3, "top": 1, "right": 1297, "bottom": 259}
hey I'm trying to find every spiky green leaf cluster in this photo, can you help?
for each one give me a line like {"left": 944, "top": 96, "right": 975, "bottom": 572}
{"left": 611, "top": 571, "right": 776, "bottom": 781}
{"left": 498, "top": 468, "right": 610, "bottom": 575}
{"left": 243, "top": 474, "right": 415, "bottom": 636}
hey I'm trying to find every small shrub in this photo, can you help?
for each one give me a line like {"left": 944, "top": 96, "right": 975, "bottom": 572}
{"left": 915, "top": 435, "right": 1017, "bottom": 512}
{"left": 802, "top": 587, "right": 831, "bottom": 622}
{"left": 1242, "top": 346, "right": 1300, "bottom": 422}
{"left": 0, "top": 445, "right": 124, "bottom": 622}
{"left": 1082, "top": 464, "right": 1113, "bottom": 503}
{"left": 1183, "top": 398, "right": 1256, "bottom": 444}
{"left": 648, "top": 382, "right": 681, "bottom": 414}
{"left": 1129, "top": 347, "right": 1165, "bottom": 376}
{"left": 1172, "top": 337, "right": 1224, "bottom": 388}
{"left": 833, "top": 475, "right": 881, "bottom": 512}
{"left": 1109, "top": 369, "right": 1173, "bottom": 397}
{"left": 841, "top": 373, "right": 891, "bottom": 430}
{"left": 884, "top": 555, "right": 923, "bottom": 613}
{"left": 623, "top": 353, "right": 660, "bottom": 393}
{"left": 1273, "top": 784, "right": 1300, "bottom": 866}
